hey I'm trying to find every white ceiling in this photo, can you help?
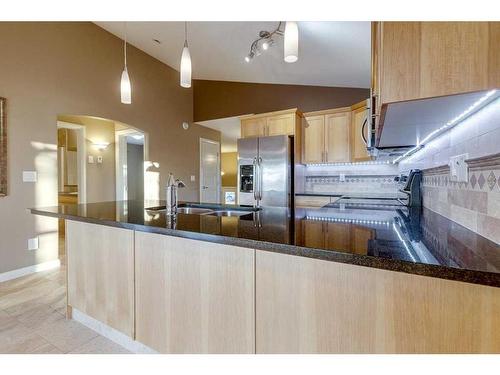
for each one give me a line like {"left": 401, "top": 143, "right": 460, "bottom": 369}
{"left": 196, "top": 117, "right": 242, "bottom": 153}
{"left": 95, "top": 21, "right": 371, "bottom": 88}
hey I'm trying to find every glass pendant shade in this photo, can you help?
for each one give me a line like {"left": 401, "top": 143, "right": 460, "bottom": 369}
{"left": 180, "top": 41, "right": 192, "bottom": 88}
{"left": 120, "top": 67, "right": 132, "bottom": 104}
{"left": 284, "top": 21, "right": 299, "bottom": 63}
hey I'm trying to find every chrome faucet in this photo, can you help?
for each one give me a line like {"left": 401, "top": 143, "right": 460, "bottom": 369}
{"left": 165, "top": 173, "right": 186, "bottom": 215}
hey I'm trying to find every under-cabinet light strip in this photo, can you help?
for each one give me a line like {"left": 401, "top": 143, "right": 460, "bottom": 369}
{"left": 306, "top": 160, "right": 393, "bottom": 167}
{"left": 393, "top": 89, "right": 499, "bottom": 164}
{"left": 306, "top": 216, "right": 391, "bottom": 226}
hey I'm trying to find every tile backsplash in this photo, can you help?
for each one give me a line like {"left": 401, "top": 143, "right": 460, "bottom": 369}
{"left": 299, "top": 163, "right": 401, "bottom": 196}
{"left": 400, "top": 98, "right": 500, "bottom": 244}
{"left": 305, "top": 175, "right": 400, "bottom": 195}
{"left": 422, "top": 154, "right": 500, "bottom": 244}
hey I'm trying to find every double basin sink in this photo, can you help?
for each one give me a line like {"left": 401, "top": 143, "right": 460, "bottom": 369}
{"left": 146, "top": 203, "right": 259, "bottom": 217}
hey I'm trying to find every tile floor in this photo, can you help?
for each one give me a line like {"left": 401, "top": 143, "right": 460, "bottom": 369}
{"left": 0, "top": 259, "right": 130, "bottom": 354}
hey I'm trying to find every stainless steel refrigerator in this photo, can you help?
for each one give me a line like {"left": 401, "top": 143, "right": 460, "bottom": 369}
{"left": 237, "top": 135, "right": 293, "bottom": 208}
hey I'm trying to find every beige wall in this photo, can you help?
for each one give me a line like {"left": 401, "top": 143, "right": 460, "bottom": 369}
{"left": 0, "top": 22, "right": 219, "bottom": 274}
{"left": 221, "top": 152, "right": 237, "bottom": 187}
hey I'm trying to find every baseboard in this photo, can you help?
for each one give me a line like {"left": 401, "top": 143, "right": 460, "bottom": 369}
{"left": 0, "top": 259, "right": 61, "bottom": 283}
{"left": 72, "top": 308, "right": 157, "bottom": 354}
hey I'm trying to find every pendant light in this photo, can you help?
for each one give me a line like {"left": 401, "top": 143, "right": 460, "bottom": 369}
{"left": 120, "top": 22, "right": 132, "bottom": 104}
{"left": 180, "top": 22, "right": 192, "bottom": 88}
{"left": 284, "top": 21, "right": 299, "bottom": 63}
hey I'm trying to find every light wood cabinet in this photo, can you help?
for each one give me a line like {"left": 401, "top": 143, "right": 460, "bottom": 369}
{"left": 372, "top": 21, "right": 500, "bottom": 117}
{"left": 240, "top": 109, "right": 301, "bottom": 138}
{"left": 300, "top": 220, "right": 374, "bottom": 254}
{"left": 266, "top": 113, "right": 295, "bottom": 136}
{"left": 325, "top": 112, "right": 350, "bottom": 162}
{"left": 241, "top": 117, "right": 266, "bottom": 138}
{"left": 255, "top": 250, "right": 500, "bottom": 353}
{"left": 295, "top": 195, "right": 332, "bottom": 208}
{"left": 240, "top": 108, "right": 303, "bottom": 165}
{"left": 350, "top": 101, "right": 371, "bottom": 162}
{"left": 302, "top": 115, "right": 324, "bottom": 163}
{"left": 303, "top": 107, "right": 351, "bottom": 164}
{"left": 66, "top": 220, "right": 135, "bottom": 338}
{"left": 135, "top": 231, "right": 255, "bottom": 354}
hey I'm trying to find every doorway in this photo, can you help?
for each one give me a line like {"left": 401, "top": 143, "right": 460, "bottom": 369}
{"left": 115, "top": 129, "right": 147, "bottom": 201}
{"left": 199, "top": 138, "right": 221, "bottom": 203}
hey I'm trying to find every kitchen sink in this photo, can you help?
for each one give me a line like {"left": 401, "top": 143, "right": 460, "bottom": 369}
{"left": 204, "top": 210, "right": 254, "bottom": 217}
{"left": 145, "top": 206, "right": 214, "bottom": 214}
{"left": 176, "top": 207, "right": 214, "bottom": 214}
{"left": 146, "top": 203, "right": 259, "bottom": 216}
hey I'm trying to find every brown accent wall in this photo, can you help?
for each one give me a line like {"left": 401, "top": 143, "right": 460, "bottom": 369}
{"left": 0, "top": 22, "right": 219, "bottom": 274}
{"left": 193, "top": 79, "right": 370, "bottom": 122}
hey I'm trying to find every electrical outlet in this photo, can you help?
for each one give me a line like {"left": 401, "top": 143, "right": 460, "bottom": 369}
{"left": 88, "top": 155, "right": 95, "bottom": 164}
{"left": 190, "top": 175, "right": 196, "bottom": 182}
{"left": 28, "top": 237, "right": 39, "bottom": 251}
{"left": 22, "top": 171, "right": 37, "bottom": 182}
{"left": 97, "top": 156, "right": 103, "bottom": 164}
{"left": 339, "top": 174, "right": 346, "bottom": 182}
{"left": 449, "top": 153, "right": 469, "bottom": 182}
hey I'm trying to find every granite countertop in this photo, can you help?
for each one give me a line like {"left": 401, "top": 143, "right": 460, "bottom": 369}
{"left": 31, "top": 200, "right": 500, "bottom": 288}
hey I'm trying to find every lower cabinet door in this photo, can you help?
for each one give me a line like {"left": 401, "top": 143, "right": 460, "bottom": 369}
{"left": 66, "top": 220, "right": 135, "bottom": 338}
{"left": 255, "top": 250, "right": 500, "bottom": 353}
{"left": 135, "top": 232, "right": 255, "bottom": 353}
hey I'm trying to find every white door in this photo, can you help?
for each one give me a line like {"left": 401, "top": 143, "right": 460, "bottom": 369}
{"left": 200, "top": 138, "right": 220, "bottom": 203}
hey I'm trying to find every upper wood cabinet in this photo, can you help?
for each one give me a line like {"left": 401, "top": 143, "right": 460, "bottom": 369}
{"left": 303, "top": 115, "right": 324, "bottom": 163}
{"left": 325, "top": 112, "right": 350, "bottom": 162}
{"left": 241, "top": 117, "right": 266, "bottom": 138}
{"left": 240, "top": 109, "right": 301, "bottom": 138}
{"left": 303, "top": 107, "right": 351, "bottom": 164}
{"left": 350, "top": 101, "right": 371, "bottom": 162}
{"left": 266, "top": 113, "right": 296, "bottom": 136}
{"left": 372, "top": 21, "right": 500, "bottom": 112}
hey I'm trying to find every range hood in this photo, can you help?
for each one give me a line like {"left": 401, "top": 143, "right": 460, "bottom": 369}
{"left": 374, "top": 89, "right": 500, "bottom": 152}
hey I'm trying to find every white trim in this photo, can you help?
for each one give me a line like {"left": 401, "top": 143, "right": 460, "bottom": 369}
{"left": 0, "top": 259, "right": 61, "bottom": 283}
{"left": 57, "top": 121, "right": 87, "bottom": 204}
{"left": 199, "top": 138, "right": 221, "bottom": 204}
{"left": 72, "top": 308, "right": 157, "bottom": 354}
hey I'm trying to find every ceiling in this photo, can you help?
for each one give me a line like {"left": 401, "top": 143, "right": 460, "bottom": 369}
{"left": 196, "top": 117, "right": 242, "bottom": 153}
{"left": 95, "top": 21, "right": 371, "bottom": 88}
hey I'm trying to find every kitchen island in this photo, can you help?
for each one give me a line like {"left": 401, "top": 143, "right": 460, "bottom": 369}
{"left": 31, "top": 200, "right": 500, "bottom": 353}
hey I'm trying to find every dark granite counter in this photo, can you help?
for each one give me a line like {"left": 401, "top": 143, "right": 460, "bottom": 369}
{"left": 31, "top": 200, "right": 500, "bottom": 288}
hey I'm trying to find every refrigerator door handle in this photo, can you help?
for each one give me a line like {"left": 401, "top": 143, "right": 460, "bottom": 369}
{"left": 257, "top": 156, "right": 263, "bottom": 201}
{"left": 252, "top": 157, "right": 258, "bottom": 202}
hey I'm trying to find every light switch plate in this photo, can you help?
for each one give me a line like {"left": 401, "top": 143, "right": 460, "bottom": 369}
{"left": 22, "top": 171, "right": 37, "bottom": 182}
{"left": 190, "top": 175, "right": 196, "bottom": 182}
{"left": 449, "top": 153, "right": 469, "bottom": 182}
{"left": 28, "top": 237, "right": 39, "bottom": 251}
{"left": 88, "top": 155, "right": 95, "bottom": 164}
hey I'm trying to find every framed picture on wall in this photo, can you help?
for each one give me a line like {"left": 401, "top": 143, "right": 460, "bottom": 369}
{"left": 0, "top": 97, "right": 6, "bottom": 196}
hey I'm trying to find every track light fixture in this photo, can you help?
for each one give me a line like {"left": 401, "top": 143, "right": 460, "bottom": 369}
{"left": 244, "top": 22, "right": 299, "bottom": 64}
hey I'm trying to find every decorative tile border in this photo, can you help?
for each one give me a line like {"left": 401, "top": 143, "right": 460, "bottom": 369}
{"left": 421, "top": 153, "right": 500, "bottom": 244}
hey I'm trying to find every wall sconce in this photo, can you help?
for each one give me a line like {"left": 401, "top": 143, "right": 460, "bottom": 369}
{"left": 92, "top": 142, "right": 110, "bottom": 150}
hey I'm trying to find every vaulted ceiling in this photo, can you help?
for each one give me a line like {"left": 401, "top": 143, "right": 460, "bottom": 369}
{"left": 95, "top": 21, "right": 371, "bottom": 88}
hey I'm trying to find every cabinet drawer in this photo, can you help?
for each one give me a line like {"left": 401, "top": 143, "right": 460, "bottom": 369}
{"left": 295, "top": 196, "right": 331, "bottom": 208}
